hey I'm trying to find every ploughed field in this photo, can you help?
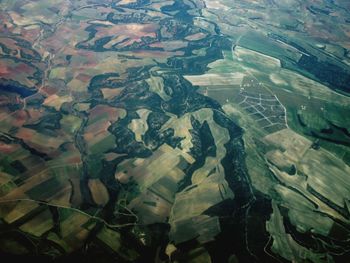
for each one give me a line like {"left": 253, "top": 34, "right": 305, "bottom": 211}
{"left": 0, "top": 0, "right": 350, "bottom": 262}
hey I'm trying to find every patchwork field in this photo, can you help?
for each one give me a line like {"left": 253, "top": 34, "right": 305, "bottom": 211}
{"left": 1, "top": 0, "right": 350, "bottom": 262}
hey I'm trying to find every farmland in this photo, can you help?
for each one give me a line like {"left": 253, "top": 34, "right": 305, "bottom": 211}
{"left": 1, "top": 0, "right": 350, "bottom": 262}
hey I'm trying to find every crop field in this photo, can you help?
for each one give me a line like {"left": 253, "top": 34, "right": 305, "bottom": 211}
{"left": 1, "top": 0, "right": 350, "bottom": 261}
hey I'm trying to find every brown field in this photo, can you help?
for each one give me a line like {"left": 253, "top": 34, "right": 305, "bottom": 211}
{"left": 185, "top": 73, "right": 245, "bottom": 86}
{"left": 101, "top": 88, "right": 124, "bottom": 100}
{"left": 79, "top": 106, "right": 124, "bottom": 156}
{"left": 84, "top": 106, "right": 126, "bottom": 154}
{"left": 0, "top": 0, "right": 349, "bottom": 260}
{"left": 88, "top": 105, "right": 126, "bottom": 123}
{"left": 1, "top": 200, "right": 40, "bottom": 224}
{"left": 0, "top": 142, "right": 20, "bottom": 154}
{"left": 149, "top": 40, "right": 188, "bottom": 51}
{"left": 117, "top": 0, "right": 138, "bottom": 5}
{"left": 128, "top": 189, "right": 172, "bottom": 224}
{"left": 131, "top": 49, "right": 185, "bottom": 59}
{"left": 86, "top": 23, "right": 159, "bottom": 49}
{"left": 19, "top": 209, "right": 53, "bottom": 237}
{"left": 43, "top": 94, "right": 73, "bottom": 111}
{"left": 185, "top": 32, "right": 207, "bottom": 41}
{"left": 15, "top": 127, "right": 65, "bottom": 156}
{"left": 0, "top": 58, "right": 38, "bottom": 87}
{"left": 88, "top": 179, "right": 109, "bottom": 206}
{"left": 0, "top": 37, "right": 36, "bottom": 58}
